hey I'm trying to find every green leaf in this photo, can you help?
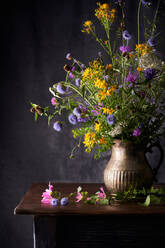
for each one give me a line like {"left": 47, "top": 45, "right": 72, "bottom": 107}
{"left": 99, "top": 199, "right": 109, "bottom": 205}
{"left": 143, "top": 195, "right": 151, "bottom": 207}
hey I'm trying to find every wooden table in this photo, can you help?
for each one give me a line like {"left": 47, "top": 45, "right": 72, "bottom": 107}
{"left": 14, "top": 183, "right": 165, "bottom": 248}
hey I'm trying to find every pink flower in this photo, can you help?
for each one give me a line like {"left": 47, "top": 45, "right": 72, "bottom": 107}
{"left": 69, "top": 66, "right": 76, "bottom": 79}
{"left": 51, "top": 97, "right": 57, "bottom": 106}
{"left": 76, "top": 192, "right": 83, "bottom": 202}
{"left": 96, "top": 187, "right": 106, "bottom": 200}
{"left": 41, "top": 184, "right": 54, "bottom": 204}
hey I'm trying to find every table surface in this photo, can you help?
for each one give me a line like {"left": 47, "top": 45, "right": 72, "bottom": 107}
{"left": 14, "top": 183, "right": 165, "bottom": 216}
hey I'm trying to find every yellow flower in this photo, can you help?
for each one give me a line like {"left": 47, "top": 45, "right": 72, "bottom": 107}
{"left": 106, "top": 85, "right": 117, "bottom": 95}
{"left": 98, "top": 137, "right": 107, "bottom": 145}
{"left": 137, "top": 67, "right": 143, "bottom": 72}
{"left": 106, "top": 64, "right": 113, "bottom": 70}
{"left": 82, "top": 20, "right": 93, "bottom": 34}
{"left": 97, "top": 90, "right": 107, "bottom": 101}
{"left": 94, "top": 122, "right": 101, "bottom": 132}
{"left": 83, "top": 20, "right": 93, "bottom": 27}
{"left": 102, "top": 107, "right": 114, "bottom": 115}
{"left": 83, "top": 132, "right": 96, "bottom": 151}
{"left": 94, "top": 78, "right": 108, "bottom": 89}
{"left": 100, "top": 3, "right": 110, "bottom": 10}
{"left": 136, "top": 43, "right": 153, "bottom": 56}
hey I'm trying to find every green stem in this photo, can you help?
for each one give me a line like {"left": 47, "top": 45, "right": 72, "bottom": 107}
{"left": 151, "top": 0, "right": 160, "bottom": 36}
{"left": 137, "top": 0, "right": 142, "bottom": 45}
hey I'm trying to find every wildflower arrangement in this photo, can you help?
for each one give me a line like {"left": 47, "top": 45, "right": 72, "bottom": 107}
{"left": 31, "top": 1, "right": 165, "bottom": 158}
{"left": 41, "top": 183, "right": 165, "bottom": 207}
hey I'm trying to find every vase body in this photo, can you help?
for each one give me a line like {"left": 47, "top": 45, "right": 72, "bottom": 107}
{"left": 104, "top": 140, "right": 154, "bottom": 193}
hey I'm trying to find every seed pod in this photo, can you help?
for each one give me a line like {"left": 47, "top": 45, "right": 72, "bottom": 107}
{"left": 64, "top": 64, "right": 72, "bottom": 72}
{"left": 30, "top": 107, "right": 35, "bottom": 113}
{"left": 35, "top": 105, "right": 44, "bottom": 116}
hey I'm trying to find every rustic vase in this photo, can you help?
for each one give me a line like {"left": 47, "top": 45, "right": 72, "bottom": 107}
{"left": 104, "top": 139, "right": 163, "bottom": 193}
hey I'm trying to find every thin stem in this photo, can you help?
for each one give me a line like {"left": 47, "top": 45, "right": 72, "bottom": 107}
{"left": 151, "top": 0, "right": 160, "bottom": 36}
{"left": 137, "top": 0, "right": 142, "bottom": 45}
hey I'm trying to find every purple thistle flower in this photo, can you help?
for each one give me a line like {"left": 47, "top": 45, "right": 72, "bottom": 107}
{"left": 60, "top": 197, "right": 69, "bottom": 206}
{"left": 56, "top": 83, "right": 67, "bottom": 94}
{"left": 51, "top": 198, "right": 59, "bottom": 206}
{"left": 68, "top": 113, "right": 77, "bottom": 125}
{"left": 133, "top": 128, "right": 142, "bottom": 137}
{"left": 73, "top": 107, "right": 81, "bottom": 117}
{"left": 122, "top": 30, "right": 132, "bottom": 40}
{"left": 75, "top": 78, "right": 81, "bottom": 87}
{"left": 120, "top": 46, "right": 132, "bottom": 53}
{"left": 107, "top": 115, "right": 115, "bottom": 125}
{"left": 148, "top": 37, "right": 156, "bottom": 47}
{"left": 125, "top": 71, "right": 137, "bottom": 83}
{"left": 143, "top": 68, "right": 156, "bottom": 80}
{"left": 66, "top": 53, "right": 72, "bottom": 60}
{"left": 53, "top": 122, "right": 62, "bottom": 132}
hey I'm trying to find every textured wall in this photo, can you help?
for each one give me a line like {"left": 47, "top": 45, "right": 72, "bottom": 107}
{"left": 0, "top": 0, "right": 165, "bottom": 247}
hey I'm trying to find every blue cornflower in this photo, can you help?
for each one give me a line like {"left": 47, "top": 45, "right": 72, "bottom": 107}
{"left": 103, "top": 75, "right": 110, "bottom": 81}
{"left": 81, "top": 64, "right": 85, "bottom": 70}
{"left": 53, "top": 122, "right": 62, "bottom": 132}
{"left": 75, "top": 78, "right": 81, "bottom": 87}
{"left": 148, "top": 37, "right": 156, "bottom": 47}
{"left": 143, "top": 68, "right": 156, "bottom": 80}
{"left": 60, "top": 197, "right": 69, "bottom": 206}
{"left": 66, "top": 53, "right": 72, "bottom": 60}
{"left": 56, "top": 83, "right": 67, "bottom": 94}
{"left": 73, "top": 107, "right": 81, "bottom": 117}
{"left": 98, "top": 51, "right": 102, "bottom": 57}
{"left": 107, "top": 115, "right": 115, "bottom": 125}
{"left": 68, "top": 113, "right": 77, "bottom": 125}
{"left": 51, "top": 198, "right": 59, "bottom": 206}
{"left": 122, "top": 30, "right": 132, "bottom": 40}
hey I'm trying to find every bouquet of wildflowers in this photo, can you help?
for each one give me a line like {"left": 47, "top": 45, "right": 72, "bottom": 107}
{"left": 31, "top": 0, "right": 165, "bottom": 158}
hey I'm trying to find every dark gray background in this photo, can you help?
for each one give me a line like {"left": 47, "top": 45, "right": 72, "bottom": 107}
{"left": 1, "top": 0, "right": 165, "bottom": 247}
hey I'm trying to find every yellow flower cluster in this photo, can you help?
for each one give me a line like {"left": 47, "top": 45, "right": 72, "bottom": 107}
{"left": 95, "top": 3, "right": 117, "bottom": 22}
{"left": 136, "top": 43, "right": 153, "bottom": 56}
{"left": 82, "top": 60, "right": 104, "bottom": 83}
{"left": 83, "top": 132, "right": 96, "bottom": 151}
{"left": 94, "top": 122, "right": 101, "bottom": 132}
{"left": 82, "top": 20, "right": 93, "bottom": 34}
{"left": 94, "top": 78, "right": 108, "bottom": 89}
{"left": 102, "top": 107, "right": 114, "bottom": 115}
{"left": 97, "top": 85, "right": 117, "bottom": 101}
{"left": 137, "top": 67, "right": 143, "bottom": 72}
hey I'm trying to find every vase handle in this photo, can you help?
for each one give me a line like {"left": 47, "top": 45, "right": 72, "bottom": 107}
{"left": 145, "top": 141, "right": 164, "bottom": 182}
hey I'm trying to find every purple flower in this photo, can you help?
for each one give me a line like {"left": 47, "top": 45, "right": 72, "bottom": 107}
{"left": 51, "top": 198, "right": 59, "bottom": 206}
{"left": 60, "top": 197, "right": 69, "bottom": 206}
{"left": 103, "top": 75, "right": 110, "bottom": 81}
{"left": 122, "top": 30, "right": 132, "bottom": 40}
{"left": 125, "top": 71, "right": 137, "bottom": 83}
{"left": 141, "top": 0, "right": 151, "bottom": 5}
{"left": 107, "top": 115, "right": 115, "bottom": 125}
{"left": 69, "top": 66, "right": 76, "bottom": 79}
{"left": 73, "top": 107, "right": 81, "bottom": 117}
{"left": 81, "top": 64, "right": 85, "bottom": 70}
{"left": 68, "top": 113, "right": 77, "bottom": 125}
{"left": 143, "top": 68, "right": 156, "bottom": 80}
{"left": 133, "top": 128, "right": 142, "bottom": 137}
{"left": 56, "top": 83, "right": 67, "bottom": 94}
{"left": 120, "top": 46, "right": 131, "bottom": 53}
{"left": 140, "top": 91, "right": 145, "bottom": 98}
{"left": 77, "top": 117, "right": 88, "bottom": 123}
{"left": 53, "top": 122, "right": 62, "bottom": 132}
{"left": 148, "top": 37, "right": 155, "bottom": 47}
{"left": 75, "top": 78, "right": 81, "bottom": 87}
{"left": 79, "top": 104, "right": 87, "bottom": 113}
{"left": 66, "top": 53, "right": 72, "bottom": 60}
